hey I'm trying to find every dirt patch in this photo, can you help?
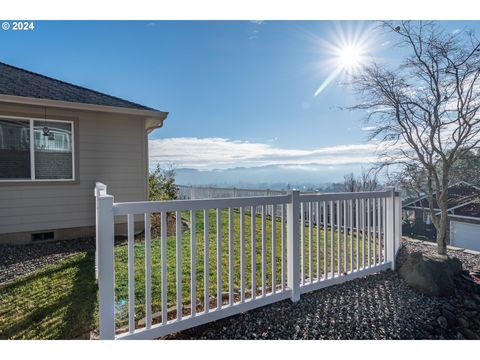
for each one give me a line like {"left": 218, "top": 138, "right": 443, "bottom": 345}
{"left": 150, "top": 213, "right": 189, "bottom": 238}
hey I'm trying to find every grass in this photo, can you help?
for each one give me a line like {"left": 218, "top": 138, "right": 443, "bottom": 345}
{"left": 0, "top": 251, "right": 97, "bottom": 339}
{"left": 0, "top": 209, "right": 384, "bottom": 339}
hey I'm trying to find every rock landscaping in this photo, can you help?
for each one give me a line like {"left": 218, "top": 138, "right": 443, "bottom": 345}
{"left": 398, "top": 251, "right": 462, "bottom": 296}
{"left": 0, "top": 238, "right": 94, "bottom": 284}
{"left": 165, "top": 238, "right": 480, "bottom": 340}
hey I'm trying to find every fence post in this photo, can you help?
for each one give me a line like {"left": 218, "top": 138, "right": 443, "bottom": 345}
{"left": 287, "top": 190, "right": 300, "bottom": 302}
{"left": 96, "top": 183, "right": 116, "bottom": 340}
{"left": 94, "top": 183, "right": 107, "bottom": 280}
{"left": 385, "top": 186, "right": 396, "bottom": 270}
{"left": 395, "top": 193, "right": 402, "bottom": 262}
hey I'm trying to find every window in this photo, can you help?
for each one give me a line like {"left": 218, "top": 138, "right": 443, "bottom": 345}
{"left": 423, "top": 211, "right": 432, "bottom": 225}
{"left": 0, "top": 117, "right": 74, "bottom": 181}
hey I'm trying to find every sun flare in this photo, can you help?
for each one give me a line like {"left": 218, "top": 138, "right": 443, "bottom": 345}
{"left": 313, "top": 23, "right": 377, "bottom": 96}
{"left": 336, "top": 44, "right": 364, "bottom": 70}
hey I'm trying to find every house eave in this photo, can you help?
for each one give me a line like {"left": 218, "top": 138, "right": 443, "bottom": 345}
{"left": 0, "top": 93, "right": 168, "bottom": 120}
{"left": 145, "top": 116, "right": 168, "bottom": 134}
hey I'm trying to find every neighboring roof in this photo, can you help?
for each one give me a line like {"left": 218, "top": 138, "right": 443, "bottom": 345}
{"left": 404, "top": 181, "right": 480, "bottom": 210}
{"left": 0, "top": 61, "right": 159, "bottom": 112}
{"left": 452, "top": 200, "right": 480, "bottom": 218}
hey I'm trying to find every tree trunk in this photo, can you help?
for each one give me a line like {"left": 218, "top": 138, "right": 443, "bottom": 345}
{"left": 435, "top": 169, "right": 449, "bottom": 256}
{"left": 436, "top": 206, "right": 448, "bottom": 255}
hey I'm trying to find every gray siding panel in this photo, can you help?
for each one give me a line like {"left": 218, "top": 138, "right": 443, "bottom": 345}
{"left": 0, "top": 104, "right": 148, "bottom": 238}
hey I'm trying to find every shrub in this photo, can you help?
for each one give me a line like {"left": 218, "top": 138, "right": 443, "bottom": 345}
{"left": 148, "top": 163, "right": 179, "bottom": 201}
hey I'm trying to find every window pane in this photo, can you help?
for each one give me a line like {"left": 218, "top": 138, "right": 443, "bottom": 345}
{"left": 0, "top": 119, "right": 31, "bottom": 179}
{"left": 33, "top": 121, "right": 73, "bottom": 179}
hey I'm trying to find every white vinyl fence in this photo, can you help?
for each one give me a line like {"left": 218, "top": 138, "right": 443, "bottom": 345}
{"left": 95, "top": 183, "right": 402, "bottom": 340}
{"left": 177, "top": 185, "right": 287, "bottom": 200}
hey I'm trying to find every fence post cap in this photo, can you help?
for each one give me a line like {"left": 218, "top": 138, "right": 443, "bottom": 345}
{"left": 95, "top": 182, "right": 107, "bottom": 197}
{"left": 384, "top": 186, "right": 395, "bottom": 194}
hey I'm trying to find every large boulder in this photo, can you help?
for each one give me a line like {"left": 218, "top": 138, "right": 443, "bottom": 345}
{"left": 398, "top": 251, "right": 463, "bottom": 297}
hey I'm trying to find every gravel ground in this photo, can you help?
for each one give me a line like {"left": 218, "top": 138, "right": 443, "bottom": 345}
{"left": 0, "top": 238, "right": 94, "bottom": 284}
{"left": 165, "top": 240, "right": 480, "bottom": 340}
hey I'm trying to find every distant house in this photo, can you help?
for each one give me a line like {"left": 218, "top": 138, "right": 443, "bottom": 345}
{"left": 403, "top": 181, "right": 480, "bottom": 251}
{"left": 0, "top": 62, "right": 168, "bottom": 244}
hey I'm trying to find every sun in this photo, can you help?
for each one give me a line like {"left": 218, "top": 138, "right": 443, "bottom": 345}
{"left": 336, "top": 44, "right": 364, "bottom": 71}
{"left": 313, "top": 23, "right": 377, "bottom": 97}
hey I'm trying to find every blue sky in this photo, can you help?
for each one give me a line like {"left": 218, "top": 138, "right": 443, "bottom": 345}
{"left": 1, "top": 20, "right": 479, "bottom": 186}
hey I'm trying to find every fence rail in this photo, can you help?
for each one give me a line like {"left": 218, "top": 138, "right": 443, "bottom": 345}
{"left": 177, "top": 185, "right": 287, "bottom": 200}
{"left": 95, "top": 183, "right": 402, "bottom": 340}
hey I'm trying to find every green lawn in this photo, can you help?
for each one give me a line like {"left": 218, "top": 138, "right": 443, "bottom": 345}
{"left": 0, "top": 209, "right": 383, "bottom": 339}
{"left": 0, "top": 251, "right": 98, "bottom": 339}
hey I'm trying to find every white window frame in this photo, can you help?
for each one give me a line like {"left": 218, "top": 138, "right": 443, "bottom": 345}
{"left": 423, "top": 211, "right": 432, "bottom": 225}
{"left": 0, "top": 115, "right": 75, "bottom": 182}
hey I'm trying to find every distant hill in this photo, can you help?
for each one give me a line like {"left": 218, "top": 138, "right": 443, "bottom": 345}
{"left": 171, "top": 163, "right": 363, "bottom": 190}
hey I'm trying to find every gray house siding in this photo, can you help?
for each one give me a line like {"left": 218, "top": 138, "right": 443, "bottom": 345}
{"left": 0, "top": 102, "right": 149, "bottom": 244}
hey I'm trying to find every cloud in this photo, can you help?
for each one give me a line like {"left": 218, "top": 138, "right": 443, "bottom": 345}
{"left": 149, "top": 137, "right": 381, "bottom": 170}
{"left": 452, "top": 28, "right": 461, "bottom": 34}
{"left": 381, "top": 40, "right": 391, "bottom": 46}
{"left": 361, "top": 126, "right": 377, "bottom": 131}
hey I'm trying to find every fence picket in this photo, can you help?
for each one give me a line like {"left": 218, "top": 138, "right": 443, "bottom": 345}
{"left": 373, "top": 198, "right": 377, "bottom": 266}
{"left": 330, "top": 201, "right": 334, "bottom": 278}
{"left": 216, "top": 208, "right": 222, "bottom": 310}
{"left": 281, "top": 204, "right": 286, "bottom": 291}
{"left": 377, "top": 198, "right": 382, "bottom": 265}
{"left": 355, "top": 199, "right": 359, "bottom": 271}
{"left": 300, "top": 202, "right": 305, "bottom": 285}
{"left": 161, "top": 211, "right": 167, "bottom": 324}
{"left": 367, "top": 199, "right": 372, "bottom": 267}
{"left": 190, "top": 210, "right": 196, "bottom": 317}
{"left": 362, "top": 199, "right": 366, "bottom": 269}
{"left": 251, "top": 206, "right": 256, "bottom": 300}
{"left": 240, "top": 207, "right": 245, "bottom": 302}
{"left": 261, "top": 205, "right": 266, "bottom": 296}
{"left": 382, "top": 197, "right": 386, "bottom": 263}
{"left": 229, "top": 207, "right": 234, "bottom": 306}
{"left": 349, "top": 200, "right": 353, "bottom": 273}
{"left": 144, "top": 213, "right": 152, "bottom": 329}
{"left": 336, "top": 200, "right": 341, "bottom": 276}
{"left": 316, "top": 202, "right": 320, "bottom": 282}
{"left": 127, "top": 214, "right": 135, "bottom": 333}
{"left": 203, "top": 210, "right": 210, "bottom": 313}
{"left": 308, "top": 202, "right": 313, "bottom": 283}
{"left": 176, "top": 210, "right": 182, "bottom": 320}
{"left": 323, "top": 202, "right": 327, "bottom": 280}
{"left": 272, "top": 205, "right": 277, "bottom": 294}
{"left": 343, "top": 200, "right": 347, "bottom": 274}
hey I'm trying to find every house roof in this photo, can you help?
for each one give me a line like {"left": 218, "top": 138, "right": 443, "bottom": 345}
{"left": 404, "top": 181, "right": 480, "bottom": 210}
{"left": 0, "top": 61, "right": 159, "bottom": 112}
{"left": 451, "top": 200, "right": 480, "bottom": 218}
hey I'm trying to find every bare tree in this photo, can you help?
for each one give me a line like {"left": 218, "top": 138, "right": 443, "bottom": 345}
{"left": 343, "top": 172, "right": 357, "bottom": 192}
{"left": 444, "top": 148, "right": 480, "bottom": 185}
{"left": 343, "top": 168, "right": 380, "bottom": 192}
{"left": 350, "top": 21, "right": 480, "bottom": 255}
{"left": 388, "top": 162, "right": 427, "bottom": 202}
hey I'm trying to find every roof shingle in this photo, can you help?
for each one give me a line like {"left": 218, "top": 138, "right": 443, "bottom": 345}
{"left": 0, "top": 61, "right": 157, "bottom": 111}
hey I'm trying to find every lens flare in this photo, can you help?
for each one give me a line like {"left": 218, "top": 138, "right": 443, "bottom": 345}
{"left": 337, "top": 44, "right": 364, "bottom": 70}
{"left": 313, "top": 23, "right": 377, "bottom": 97}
